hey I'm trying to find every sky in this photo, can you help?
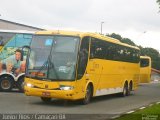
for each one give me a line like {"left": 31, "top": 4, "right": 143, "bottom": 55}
{"left": 0, "top": 0, "right": 160, "bottom": 51}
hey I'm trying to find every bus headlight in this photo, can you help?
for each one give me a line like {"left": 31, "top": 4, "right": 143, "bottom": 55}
{"left": 60, "top": 85, "right": 74, "bottom": 90}
{"left": 26, "top": 83, "right": 34, "bottom": 88}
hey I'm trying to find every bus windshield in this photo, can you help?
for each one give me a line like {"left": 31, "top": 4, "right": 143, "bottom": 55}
{"left": 26, "top": 35, "right": 80, "bottom": 81}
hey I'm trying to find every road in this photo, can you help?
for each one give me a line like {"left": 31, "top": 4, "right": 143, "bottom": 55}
{"left": 0, "top": 82, "right": 160, "bottom": 120}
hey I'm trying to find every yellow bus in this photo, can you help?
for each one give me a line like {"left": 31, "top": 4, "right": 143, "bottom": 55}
{"left": 0, "top": 30, "right": 33, "bottom": 92}
{"left": 24, "top": 30, "right": 140, "bottom": 104}
{"left": 139, "top": 56, "right": 151, "bottom": 83}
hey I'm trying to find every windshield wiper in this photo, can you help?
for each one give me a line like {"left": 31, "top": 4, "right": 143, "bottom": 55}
{"left": 35, "top": 57, "right": 49, "bottom": 77}
{"left": 48, "top": 55, "right": 59, "bottom": 80}
{"left": 35, "top": 55, "right": 60, "bottom": 80}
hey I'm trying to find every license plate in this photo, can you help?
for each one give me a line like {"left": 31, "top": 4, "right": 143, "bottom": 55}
{"left": 42, "top": 92, "right": 51, "bottom": 97}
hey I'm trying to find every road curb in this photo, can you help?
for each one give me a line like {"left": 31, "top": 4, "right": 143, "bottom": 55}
{"left": 111, "top": 101, "right": 160, "bottom": 119}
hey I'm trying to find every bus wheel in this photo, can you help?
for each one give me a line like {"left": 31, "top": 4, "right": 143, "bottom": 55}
{"left": 41, "top": 97, "right": 52, "bottom": 103}
{"left": 127, "top": 82, "right": 133, "bottom": 96}
{"left": 82, "top": 85, "right": 92, "bottom": 105}
{"left": 17, "top": 77, "right": 25, "bottom": 92}
{"left": 120, "top": 83, "right": 128, "bottom": 97}
{"left": 0, "top": 76, "right": 14, "bottom": 92}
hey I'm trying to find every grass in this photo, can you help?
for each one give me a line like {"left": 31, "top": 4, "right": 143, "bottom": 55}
{"left": 115, "top": 103, "right": 160, "bottom": 120}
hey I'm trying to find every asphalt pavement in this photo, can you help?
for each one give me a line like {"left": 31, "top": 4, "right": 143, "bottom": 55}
{"left": 0, "top": 82, "right": 160, "bottom": 120}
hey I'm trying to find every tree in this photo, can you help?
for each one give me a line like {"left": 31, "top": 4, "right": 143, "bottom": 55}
{"left": 140, "top": 47, "right": 160, "bottom": 70}
{"left": 106, "top": 33, "right": 122, "bottom": 41}
{"left": 121, "top": 38, "right": 136, "bottom": 46}
{"left": 106, "top": 33, "right": 136, "bottom": 46}
{"left": 157, "top": 0, "right": 160, "bottom": 9}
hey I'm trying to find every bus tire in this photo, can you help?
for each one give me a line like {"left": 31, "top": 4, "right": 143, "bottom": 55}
{"left": 41, "top": 97, "right": 52, "bottom": 103}
{"left": 120, "top": 82, "right": 128, "bottom": 97}
{"left": 127, "top": 81, "right": 133, "bottom": 96}
{"left": 17, "top": 76, "right": 25, "bottom": 92}
{"left": 0, "top": 76, "right": 14, "bottom": 92}
{"left": 82, "top": 84, "right": 93, "bottom": 105}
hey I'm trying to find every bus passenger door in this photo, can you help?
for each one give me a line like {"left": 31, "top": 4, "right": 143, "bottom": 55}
{"left": 76, "top": 36, "right": 90, "bottom": 97}
{"left": 88, "top": 37, "right": 105, "bottom": 96}
{"left": 87, "top": 59, "right": 103, "bottom": 95}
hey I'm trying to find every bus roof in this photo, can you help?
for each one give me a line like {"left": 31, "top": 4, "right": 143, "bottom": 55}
{"left": 0, "top": 29, "right": 35, "bottom": 34}
{"left": 35, "top": 30, "right": 139, "bottom": 50}
{"left": 140, "top": 56, "right": 151, "bottom": 59}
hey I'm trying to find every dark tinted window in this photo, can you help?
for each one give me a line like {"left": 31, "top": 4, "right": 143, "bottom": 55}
{"left": 90, "top": 37, "right": 140, "bottom": 63}
{"left": 77, "top": 36, "right": 90, "bottom": 80}
{"left": 0, "top": 32, "right": 15, "bottom": 45}
{"left": 140, "top": 58, "right": 149, "bottom": 67}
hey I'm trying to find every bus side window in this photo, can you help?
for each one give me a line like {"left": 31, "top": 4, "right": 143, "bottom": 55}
{"left": 0, "top": 36, "right": 4, "bottom": 46}
{"left": 77, "top": 36, "right": 90, "bottom": 80}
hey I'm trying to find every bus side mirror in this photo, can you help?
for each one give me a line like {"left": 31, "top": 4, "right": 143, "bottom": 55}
{"left": 21, "top": 51, "right": 24, "bottom": 61}
{"left": 21, "top": 45, "right": 30, "bottom": 61}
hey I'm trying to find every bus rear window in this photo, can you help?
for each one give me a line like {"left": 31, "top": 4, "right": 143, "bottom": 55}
{"left": 140, "top": 59, "right": 149, "bottom": 67}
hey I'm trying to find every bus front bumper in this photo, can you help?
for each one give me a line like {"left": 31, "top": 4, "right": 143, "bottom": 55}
{"left": 24, "top": 86, "right": 81, "bottom": 100}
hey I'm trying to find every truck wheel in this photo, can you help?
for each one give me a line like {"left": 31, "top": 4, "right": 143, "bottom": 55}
{"left": 17, "top": 76, "right": 25, "bottom": 92}
{"left": 0, "top": 76, "right": 14, "bottom": 92}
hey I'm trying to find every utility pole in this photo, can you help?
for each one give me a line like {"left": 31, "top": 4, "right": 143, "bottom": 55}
{"left": 101, "top": 22, "right": 104, "bottom": 34}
